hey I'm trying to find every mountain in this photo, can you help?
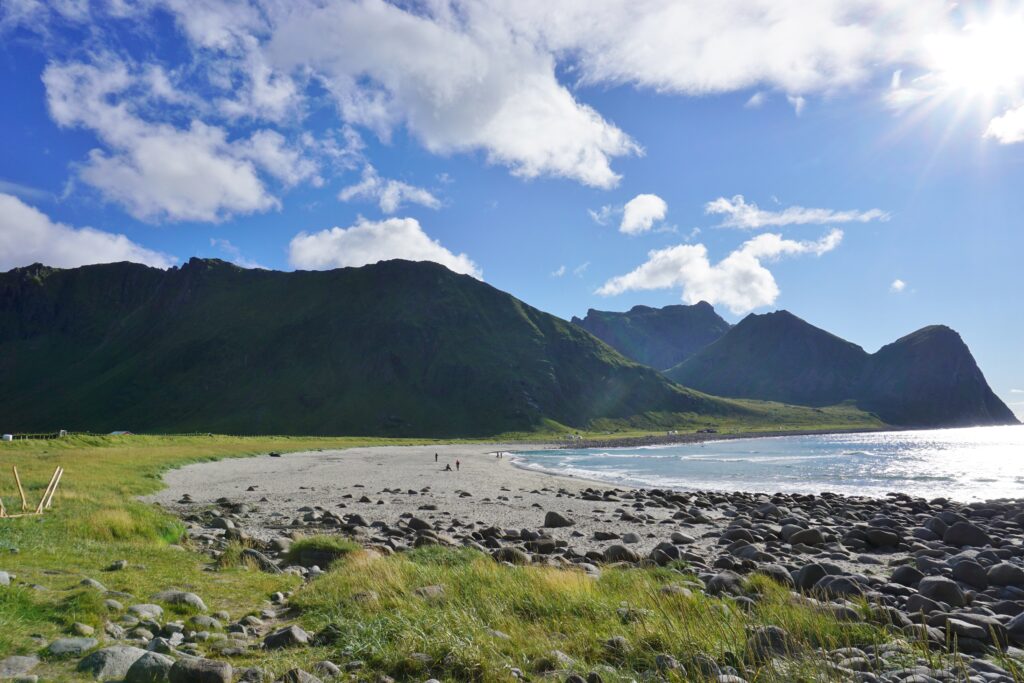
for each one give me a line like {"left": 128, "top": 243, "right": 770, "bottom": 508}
{"left": 859, "top": 326, "right": 1018, "bottom": 427}
{"left": 666, "top": 311, "right": 1017, "bottom": 427}
{"left": 571, "top": 302, "right": 731, "bottom": 370}
{"left": 0, "top": 259, "right": 744, "bottom": 437}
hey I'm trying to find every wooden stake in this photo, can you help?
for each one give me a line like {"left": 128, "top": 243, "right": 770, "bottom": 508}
{"left": 12, "top": 467, "right": 27, "bottom": 512}
{"left": 43, "top": 467, "right": 63, "bottom": 509}
{"left": 0, "top": 494, "right": 6, "bottom": 518}
{"left": 35, "top": 467, "right": 60, "bottom": 515}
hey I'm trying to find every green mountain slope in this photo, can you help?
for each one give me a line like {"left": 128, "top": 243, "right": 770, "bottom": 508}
{"left": 666, "top": 310, "right": 1016, "bottom": 427}
{"left": 571, "top": 302, "right": 731, "bottom": 371}
{"left": 0, "top": 259, "right": 748, "bottom": 437}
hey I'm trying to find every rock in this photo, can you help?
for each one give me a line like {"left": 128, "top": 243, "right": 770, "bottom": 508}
{"left": 952, "top": 560, "right": 989, "bottom": 590}
{"left": 0, "top": 656, "right": 39, "bottom": 678}
{"left": 621, "top": 532, "right": 641, "bottom": 544}
{"left": 747, "top": 625, "right": 793, "bottom": 662}
{"left": 1007, "top": 612, "right": 1024, "bottom": 646}
{"left": 865, "top": 528, "right": 900, "bottom": 547}
{"left": 72, "top": 622, "right": 95, "bottom": 636}
{"left": 47, "top": 637, "right": 98, "bottom": 657}
{"left": 241, "top": 549, "right": 282, "bottom": 573}
{"left": 128, "top": 604, "right": 164, "bottom": 620}
{"left": 492, "top": 547, "right": 530, "bottom": 565}
{"left": 77, "top": 646, "right": 148, "bottom": 680}
{"left": 789, "top": 528, "right": 825, "bottom": 546}
{"left": 264, "top": 625, "right": 311, "bottom": 649}
{"left": 0, "top": 571, "right": 10, "bottom": 586}
{"left": 104, "top": 560, "right": 128, "bottom": 572}
{"left": 169, "top": 658, "right": 232, "bottom": 683}
{"left": 891, "top": 565, "right": 924, "bottom": 587}
{"left": 795, "top": 563, "right": 829, "bottom": 591}
{"left": 414, "top": 585, "right": 446, "bottom": 600}
{"left": 124, "top": 651, "right": 175, "bottom": 683}
{"left": 988, "top": 562, "right": 1024, "bottom": 587}
{"left": 152, "top": 590, "right": 208, "bottom": 612}
{"left": 670, "top": 532, "right": 696, "bottom": 544}
{"left": 603, "top": 545, "right": 639, "bottom": 563}
{"left": 80, "top": 578, "right": 107, "bottom": 591}
{"left": 918, "top": 576, "right": 966, "bottom": 607}
{"left": 707, "top": 571, "right": 744, "bottom": 596}
{"left": 943, "top": 522, "right": 993, "bottom": 548}
{"left": 543, "top": 511, "right": 575, "bottom": 528}
{"left": 312, "top": 661, "right": 341, "bottom": 677}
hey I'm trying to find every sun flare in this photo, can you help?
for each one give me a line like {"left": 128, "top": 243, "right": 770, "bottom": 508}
{"left": 926, "top": 12, "right": 1024, "bottom": 98}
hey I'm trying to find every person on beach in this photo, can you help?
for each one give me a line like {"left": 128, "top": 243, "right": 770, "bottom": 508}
{"left": 444, "top": 463, "right": 452, "bottom": 471}
{"left": 456, "top": 459, "right": 460, "bottom": 471}
{"left": 435, "top": 452, "right": 438, "bottom": 462}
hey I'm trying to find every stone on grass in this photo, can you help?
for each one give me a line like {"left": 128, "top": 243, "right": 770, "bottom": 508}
{"left": 124, "top": 652, "right": 175, "bottom": 683}
{"left": 152, "top": 590, "right": 207, "bottom": 612}
{"left": 168, "top": 658, "right": 232, "bottom": 683}
{"left": 47, "top": 637, "right": 98, "bottom": 657}
{"left": 276, "top": 669, "right": 323, "bottom": 683}
{"left": 263, "top": 625, "right": 311, "bottom": 649}
{"left": 0, "top": 655, "right": 39, "bottom": 678}
{"left": 77, "top": 646, "right": 148, "bottom": 680}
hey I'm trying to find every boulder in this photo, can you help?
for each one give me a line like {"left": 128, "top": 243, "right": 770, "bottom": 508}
{"left": 891, "top": 565, "right": 924, "bottom": 587}
{"left": 747, "top": 625, "right": 793, "bottom": 662}
{"left": 492, "top": 547, "right": 530, "bottom": 565}
{"left": 788, "top": 528, "right": 825, "bottom": 546}
{"left": 988, "top": 562, "right": 1024, "bottom": 587}
{"left": 277, "top": 669, "right": 323, "bottom": 683}
{"left": 543, "top": 511, "right": 574, "bottom": 528}
{"left": 0, "top": 655, "right": 39, "bottom": 678}
{"left": 47, "top": 637, "right": 98, "bottom": 657}
{"left": 124, "top": 651, "right": 175, "bottom": 683}
{"left": 264, "top": 625, "right": 311, "bottom": 649}
{"left": 77, "top": 646, "right": 148, "bottom": 681}
{"left": 169, "top": 658, "right": 232, "bottom": 683}
{"left": 603, "top": 545, "right": 640, "bottom": 563}
{"left": 918, "top": 576, "right": 966, "bottom": 607}
{"left": 943, "top": 522, "right": 993, "bottom": 548}
{"left": 952, "top": 560, "right": 989, "bottom": 590}
{"left": 153, "top": 590, "right": 208, "bottom": 612}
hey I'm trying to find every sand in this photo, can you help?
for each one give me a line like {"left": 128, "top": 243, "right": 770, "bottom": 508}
{"left": 147, "top": 443, "right": 728, "bottom": 556}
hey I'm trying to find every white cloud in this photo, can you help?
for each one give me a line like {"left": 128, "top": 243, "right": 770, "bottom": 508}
{"left": 787, "top": 94, "right": 807, "bottom": 116}
{"left": 573, "top": 261, "right": 590, "bottom": 277}
{"left": 745, "top": 92, "right": 767, "bottom": 108}
{"left": 288, "top": 216, "right": 481, "bottom": 278}
{"left": 985, "top": 105, "right": 1024, "bottom": 144}
{"left": 0, "top": 193, "right": 174, "bottom": 270}
{"left": 890, "top": 278, "right": 906, "bottom": 293}
{"left": 588, "top": 205, "right": 615, "bottom": 226}
{"left": 551, "top": 265, "right": 566, "bottom": 277}
{"left": 597, "top": 229, "right": 842, "bottom": 314}
{"left": 706, "top": 194, "right": 889, "bottom": 229}
{"left": 620, "top": 193, "right": 668, "bottom": 235}
{"left": 42, "top": 57, "right": 296, "bottom": 222}
{"left": 267, "top": 0, "right": 638, "bottom": 188}
{"left": 338, "top": 165, "right": 440, "bottom": 214}
{"left": 0, "top": 179, "right": 50, "bottom": 201}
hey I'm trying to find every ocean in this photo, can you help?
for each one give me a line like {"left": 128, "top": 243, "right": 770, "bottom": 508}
{"left": 511, "top": 425, "right": 1024, "bottom": 501}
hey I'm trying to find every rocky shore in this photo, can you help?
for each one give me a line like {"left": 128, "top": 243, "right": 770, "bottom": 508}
{"left": 131, "top": 444, "right": 1024, "bottom": 681}
{"left": 6, "top": 444, "right": 1022, "bottom": 682}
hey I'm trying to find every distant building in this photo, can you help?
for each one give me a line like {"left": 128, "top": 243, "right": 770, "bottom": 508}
{"left": 1, "top": 434, "right": 12, "bottom": 442}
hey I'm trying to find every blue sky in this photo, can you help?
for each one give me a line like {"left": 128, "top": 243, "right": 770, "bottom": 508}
{"left": 1, "top": 1, "right": 1022, "bottom": 416}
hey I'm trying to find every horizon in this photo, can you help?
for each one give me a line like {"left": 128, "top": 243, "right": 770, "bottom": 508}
{"left": 2, "top": 1, "right": 1022, "bottom": 418}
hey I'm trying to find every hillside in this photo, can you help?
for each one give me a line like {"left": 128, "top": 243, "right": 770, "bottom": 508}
{"left": 571, "top": 301, "right": 731, "bottom": 370}
{"left": 666, "top": 310, "right": 1016, "bottom": 427}
{"left": 0, "top": 259, "right": 747, "bottom": 437}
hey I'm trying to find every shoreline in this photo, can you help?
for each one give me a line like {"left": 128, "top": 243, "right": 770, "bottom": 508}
{"left": 555, "top": 425, "right": 891, "bottom": 450}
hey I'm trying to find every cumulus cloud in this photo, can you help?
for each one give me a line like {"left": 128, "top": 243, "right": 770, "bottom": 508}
{"left": 706, "top": 194, "right": 889, "bottom": 229}
{"left": 597, "top": 229, "right": 842, "bottom": 314}
{"left": 338, "top": 165, "right": 440, "bottom": 214}
{"left": 0, "top": 193, "right": 174, "bottom": 270}
{"left": 42, "top": 57, "right": 315, "bottom": 222}
{"left": 985, "top": 105, "right": 1024, "bottom": 144}
{"left": 288, "top": 216, "right": 481, "bottom": 278}
{"left": 890, "top": 278, "right": 906, "bottom": 293}
{"left": 620, "top": 194, "right": 668, "bottom": 235}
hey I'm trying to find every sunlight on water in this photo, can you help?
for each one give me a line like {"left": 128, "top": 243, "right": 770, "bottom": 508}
{"left": 512, "top": 426, "right": 1024, "bottom": 501}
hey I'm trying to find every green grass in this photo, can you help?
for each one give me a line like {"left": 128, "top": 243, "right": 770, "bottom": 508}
{"left": 1, "top": 431, "right": 985, "bottom": 683}
{"left": 284, "top": 535, "right": 362, "bottom": 566}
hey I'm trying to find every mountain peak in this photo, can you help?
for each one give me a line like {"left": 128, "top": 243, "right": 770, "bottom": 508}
{"left": 573, "top": 302, "right": 731, "bottom": 371}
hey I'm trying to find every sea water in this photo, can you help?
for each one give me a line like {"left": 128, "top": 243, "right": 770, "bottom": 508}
{"left": 512, "top": 425, "right": 1024, "bottom": 501}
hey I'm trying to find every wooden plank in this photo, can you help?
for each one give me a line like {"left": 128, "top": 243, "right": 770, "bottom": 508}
{"left": 12, "top": 467, "right": 27, "bottom": 512}
{"left": 35, "top": 467, "right": 60, "bottom": 514}
{"left": 43, "top": 467, "right": 63, "bottom": 509}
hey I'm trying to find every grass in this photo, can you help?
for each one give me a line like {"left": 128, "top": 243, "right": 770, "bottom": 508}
{"left": 4, "top": 430, "right": 1000, "bottom": 682}
{"left": 283, "top": 535, "right": 361, "bottom": 566}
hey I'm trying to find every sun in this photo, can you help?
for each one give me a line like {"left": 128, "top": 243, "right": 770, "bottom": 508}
{"left": 925, "top": 10, "right": 1024, "bottom": 99}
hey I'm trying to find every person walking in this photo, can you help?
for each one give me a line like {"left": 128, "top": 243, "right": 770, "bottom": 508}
{"left": 435, "top": 452, "right": 438, "bottom": 462}
{"left": 455, "top": 459, "right": 460, "bottom": 471}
